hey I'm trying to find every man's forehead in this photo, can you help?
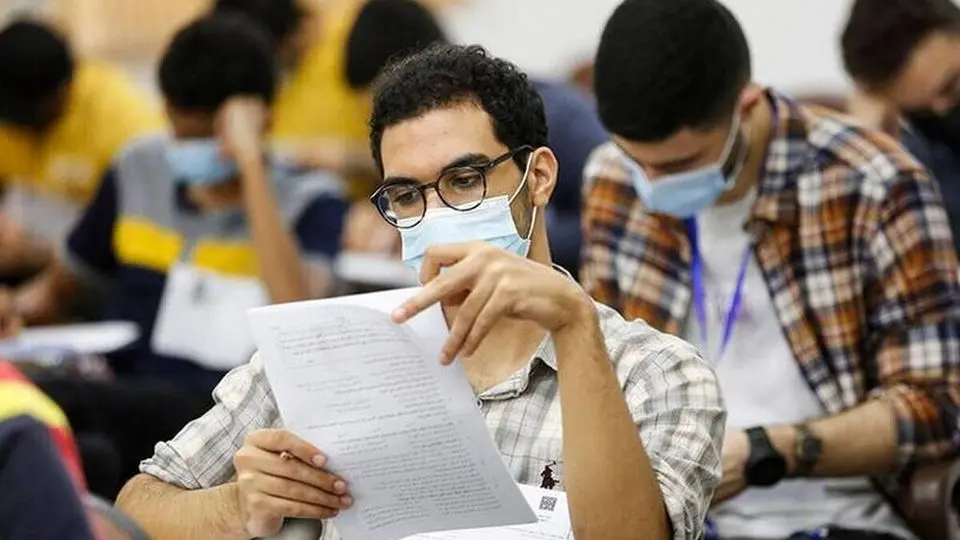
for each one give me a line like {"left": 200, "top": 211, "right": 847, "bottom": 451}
{"left": 379, "top": 105, "right": 504, "bottom": 180}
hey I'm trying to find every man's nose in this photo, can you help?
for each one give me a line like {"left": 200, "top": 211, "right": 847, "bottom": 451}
{"left": 424, "top": 189, "right": 445, "bottom": 210}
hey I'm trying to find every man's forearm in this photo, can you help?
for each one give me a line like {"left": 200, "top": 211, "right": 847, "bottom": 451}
{"left": 15, "top": 261, "right": 77, "bottom": 325}
{"left": 116, "top": 474, "right": 248, "bottom": 540}
{"left": 767, "top": 398, "right": 898, "bottom": 477}
{"left": 239, "top": 157, "right": 310, "bottom": 304}
{"left": 554, "top": 309, "right": 670, "bottom": 540}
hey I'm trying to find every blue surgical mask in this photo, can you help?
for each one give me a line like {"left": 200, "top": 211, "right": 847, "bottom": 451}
{"left": 166, "top": 139, "right": 238, "bottom": 186}
{"left": 620, "top": 114, "right": 748, "bottom": 218}
{"left": 399, "top": 157, "right": 537, "bottom": 277}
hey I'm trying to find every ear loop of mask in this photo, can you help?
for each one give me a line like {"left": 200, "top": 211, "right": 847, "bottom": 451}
{"left": 506, "top": 152, "right": 537, "bottom": 241}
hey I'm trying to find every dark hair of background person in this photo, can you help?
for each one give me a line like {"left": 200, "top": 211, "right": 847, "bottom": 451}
{"left": 368, "top": 44, "right": 549, "bottom": 176}
{"left": 841, "top": 0, "right": 960, "bottom": 91}
{"left": 211, "top": 0, "right": 306, "bottom": 51}
{"left": 0, "top": 19, "right": 75, "bottom": 129}
{"left": 159, "top": 13, "right": 277, "bottom": 112}
{"left": 344, "top": 0, "right": 448, "bottom": 90}
{"left": 593, "top": 0, "right": 751, "bottom": 142}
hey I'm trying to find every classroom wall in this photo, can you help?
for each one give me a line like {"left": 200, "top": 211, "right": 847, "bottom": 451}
{"left": 440, "top": 0, "right": 857, "bottom": 94}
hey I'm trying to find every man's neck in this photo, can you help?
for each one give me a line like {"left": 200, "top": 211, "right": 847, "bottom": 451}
{"left": 445, "top": 303, "right": 547, "bottom": 394}
{"left": 716, "top": 95, "right": 774, "bottom": 206}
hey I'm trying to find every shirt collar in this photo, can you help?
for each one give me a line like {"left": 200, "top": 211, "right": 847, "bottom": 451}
{"left": 476, "top": 263, "right": 572, "bottom": 399}
{"left": 747, "top": 89, "right": 815, "bottom": 229}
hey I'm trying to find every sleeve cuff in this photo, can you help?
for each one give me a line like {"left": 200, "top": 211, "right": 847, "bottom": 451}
{"left": 139, "top": 441, "right": 203, "bottom": 490}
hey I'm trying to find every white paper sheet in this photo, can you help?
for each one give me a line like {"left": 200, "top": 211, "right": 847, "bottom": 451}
{"left": 334, "top": 252, "right": 420, "bottom": 288}
{"left": 403, "top": 484, "right": 573, "bottom": 540}
{"left": 0, "top": 321, "right": 140, "bottom": 360}
{"left": 248, "top": 288, "right": 537, "bottom": 540}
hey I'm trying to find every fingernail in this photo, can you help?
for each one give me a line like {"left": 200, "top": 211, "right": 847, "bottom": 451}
{"left": 391, "top": 308, "right": 406, "bottom": 322}
{"left": 334, "top": 480, "right": 347, "bottom": 493}
{"left": 331, "top": 509, "right": 339, "bottom": 517}
{"left": 340, "top": 496, "right": 353, "bottom": 507}
{"left": 312, "top": 455, "right": 326, "bottom": 468}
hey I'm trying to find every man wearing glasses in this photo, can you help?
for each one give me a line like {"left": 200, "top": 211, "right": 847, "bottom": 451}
{"left": 116, "top": 44, "right": 725, "bottom": 540}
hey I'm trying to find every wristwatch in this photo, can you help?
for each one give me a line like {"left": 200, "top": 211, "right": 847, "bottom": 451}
{"left": 744, "top": 427, "right": 788, "bottom": 487}
{"left": 792, "top": 423, "right": 823, "bottom": 477}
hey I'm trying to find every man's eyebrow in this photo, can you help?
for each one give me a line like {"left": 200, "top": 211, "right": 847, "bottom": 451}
{"left": 382, "top": 153, "right": 493, "bottom": 185}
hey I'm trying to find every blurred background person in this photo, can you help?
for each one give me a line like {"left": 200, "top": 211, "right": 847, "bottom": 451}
{"left": 219, "top": 0, "right": 607, "bottom": 275}
{"left": 0, "top": 19, "right": 163, "bottom": 285}
{"left": 1, "top": 12, "right": 348, "bottom": 493}
{"left": 842, "top": 0, "right": 960, "bottom": 253}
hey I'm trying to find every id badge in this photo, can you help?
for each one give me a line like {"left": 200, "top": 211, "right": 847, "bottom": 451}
{"left": 152, "top": 264, "right": 267, "bottom": 370}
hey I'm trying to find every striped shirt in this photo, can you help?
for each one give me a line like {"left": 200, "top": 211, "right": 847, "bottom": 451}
{"left": 581, "top": 89, "right": 960, "bottom": 494}
{"left": 141, "top": 301, "right": 725, "bottom": 539}
{"left": 0, "top": 361, "right": 84, "bottom": 488}
{"left": 64, "top": 134, "right": 349, "bottom": 394}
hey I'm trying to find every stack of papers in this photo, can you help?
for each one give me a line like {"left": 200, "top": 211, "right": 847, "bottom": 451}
{"left": 248, "top": 288, "right": 549, "bottom": 540}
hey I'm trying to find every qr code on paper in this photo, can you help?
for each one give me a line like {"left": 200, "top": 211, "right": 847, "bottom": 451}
{"left": 539, "top": 496, "right": 557, "bottom": 512}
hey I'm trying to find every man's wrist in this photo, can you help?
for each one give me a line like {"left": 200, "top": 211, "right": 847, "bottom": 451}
{"left": 764, "top": 425, "right": 799, "bottom": 476}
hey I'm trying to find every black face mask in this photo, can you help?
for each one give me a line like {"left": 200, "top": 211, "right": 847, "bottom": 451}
{"left": 906, "top": 106, "right": 960, "bottom": 155}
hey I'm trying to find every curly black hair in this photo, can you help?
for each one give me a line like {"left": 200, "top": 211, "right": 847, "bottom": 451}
{"left": 159, "top": 13, "right": 277, "bottom": 112}
{"left": 345, "top": 0, "right": 447, "bottom": 90}
{"left": 842, "top": 0, "right": 960, "bottom": 90}
{"left": 212, "top": 0, "right": 306, "bottom": 51}
{"left": 0, "top": 19, "right": 74, "bottom": 128}
{"left": 594, "top": 0, "right": 751, "bottom": 142}
{"left": 369, "top": 44, "right": 548, "bottom": 176}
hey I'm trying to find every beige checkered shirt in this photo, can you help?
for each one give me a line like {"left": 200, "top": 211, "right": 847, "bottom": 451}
{"left": 141, "top": 302, "right": 725, "bottom": 539}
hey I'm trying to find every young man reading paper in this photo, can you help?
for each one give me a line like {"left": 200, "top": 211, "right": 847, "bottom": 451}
{"left": 115, "top": 44, "right": 725, "bottom": 540}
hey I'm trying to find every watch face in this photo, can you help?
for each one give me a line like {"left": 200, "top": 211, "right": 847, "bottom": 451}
{"left": 746, "top": 455, "right": 787, "bottom": 487}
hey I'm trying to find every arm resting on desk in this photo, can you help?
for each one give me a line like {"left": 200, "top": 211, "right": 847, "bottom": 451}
{"left": 116, "top": 474, "right": 248, "bottom": 540}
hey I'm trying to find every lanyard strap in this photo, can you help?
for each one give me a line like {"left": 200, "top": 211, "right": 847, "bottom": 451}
{"left": 685, "top": 218, "right": 752, "bottom": 363}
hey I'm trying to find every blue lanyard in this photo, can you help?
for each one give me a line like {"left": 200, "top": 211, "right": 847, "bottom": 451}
{"left": 685, "top": 218, "right": 752, "bottom": 363}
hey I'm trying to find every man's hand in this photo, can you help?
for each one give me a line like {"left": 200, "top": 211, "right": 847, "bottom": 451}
{"left": 234, "top": 429, "right": 353, "bottom": 538}
{"left": 0, "top": 287, "right": 23, "bottom": 340}
{"left": 712, "top": 429, "right": 749, "bottom": 506}
{"left": 392, "top": 243, "right": 594, "bottom": 364}
{"left": 218, "top": 97, "right": 270, "bottom": 166}
{"left": 342, "top": 202, "right": 400, "bottom": 253}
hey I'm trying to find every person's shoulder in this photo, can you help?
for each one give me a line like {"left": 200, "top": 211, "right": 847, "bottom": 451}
{"left": 584, "top": 141, "right": 631, "bottom": 186}
{"left": 594, "top": 302, "right": 707, "bottom": 375}
{"left": 272, "top": 168, "right": 348, "bottom": 221}
{"left": 791, "top": 96, "right": 930, "bottom": 195}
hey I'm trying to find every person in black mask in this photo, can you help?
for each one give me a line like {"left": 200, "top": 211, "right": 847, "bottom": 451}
{"left": 842, "top": 0, "right": 960, "bottom": 251}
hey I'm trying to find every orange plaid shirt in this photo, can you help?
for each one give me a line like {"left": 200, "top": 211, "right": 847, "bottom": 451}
{"left": 581, "top": 90, "right": 960, "bottom": 488}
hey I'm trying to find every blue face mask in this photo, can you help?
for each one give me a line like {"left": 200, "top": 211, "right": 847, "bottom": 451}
{"left": 166, "top": 139, "right": 238, "bottom": 186}
{"left": 399, "top": 157, "right": 537, "bottom": 278}
{"left": 620, "top": 114, "right": 748, "bottom": 218}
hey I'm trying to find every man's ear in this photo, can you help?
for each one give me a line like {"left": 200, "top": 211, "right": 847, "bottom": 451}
{"left": 739, "top": 84, "right": 765, "bottom": 115}
{"left": 528, "top": 147, "right": 558, "bottom": 208}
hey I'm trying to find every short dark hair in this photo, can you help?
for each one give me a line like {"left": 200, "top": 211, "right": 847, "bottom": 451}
{"left": 212, "top": 0, "right": 305, "bottom": 50}
{"left": 0, "top": 19, "right": 75, "bottom": 126}
{"left": 345, "top": 0, "right": 447, "bottom": 90}
{"left": 369, "top": 44, "right": 548, "bottom": 176}
{"left": 594, "top": 0, "right": 751, "bottom": 142}
{"left": 841, "top": 0, "right": 960, "bottom": 90}
{"left": 159, "top": 14, "right": 277, "bottom": 112}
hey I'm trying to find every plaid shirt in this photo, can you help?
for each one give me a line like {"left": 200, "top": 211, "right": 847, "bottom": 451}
{"left": 581, "top": 90, "right": 960, "bottom": 487}
{"left": 141, "top": 301, "right": 725, "bottom": 539}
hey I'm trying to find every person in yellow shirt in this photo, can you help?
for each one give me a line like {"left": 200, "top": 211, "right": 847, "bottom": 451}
{"left": 0, "top": 19, "right": 164, "bottom": 282}
{"left": 214, "top": 0, "right": 444, "bottom": 253}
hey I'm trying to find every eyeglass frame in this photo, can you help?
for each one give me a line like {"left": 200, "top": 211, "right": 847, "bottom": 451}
{"left": 369, "top": 145, "right": 535, "bottom": 230}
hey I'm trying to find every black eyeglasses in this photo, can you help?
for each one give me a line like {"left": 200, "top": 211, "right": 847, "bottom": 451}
{"left": 370, "top": 145, "right": 533, "bottom": 229}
